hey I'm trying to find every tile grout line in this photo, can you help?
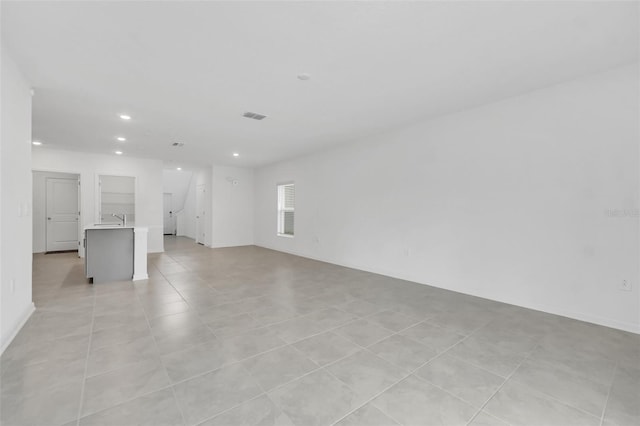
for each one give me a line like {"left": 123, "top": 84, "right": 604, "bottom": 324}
{"left": 74, "top": 283, "right": 97, "bottom": 426}
{"left": 491, "top": 371, "right": 604, "bottom": 425}
{"left": 141, "top": 300, "right": 456, "bottom": 394}
{"left": 133, "top": 283, "right": 189, "bottom": 426}
{"left": 462, "top": 342, "right": 547, "bottom": 426}
{"left": 489, "top": 343, "right": 614, "bottom": 423}
{"left": 328, "top": 321, "right": 486, "bottom": 426}
{"left": 598, "top": 365, "right": 617, "bottom": 426}
{"left": 190, "top": 339, "right": 366, "bottom": 426}
{"left": 183, "top": 313, "right": 435, "bottom": 426}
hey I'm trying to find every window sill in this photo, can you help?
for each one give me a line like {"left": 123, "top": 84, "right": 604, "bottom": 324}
{"left": 277, "top": 234, "right": 294, "bottom": 239}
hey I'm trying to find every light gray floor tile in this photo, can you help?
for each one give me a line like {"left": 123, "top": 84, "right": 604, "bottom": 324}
{"left": 90, "top": 320, "right": 151, "bottom": 351}
{"left": 371, "top": 375, "right": 476, "bottom": 426}
{"left": 153, "top": 323, "right": 218, "bottom": 355}
{"left": 337, "top": 299, "right": 384, "bottom": 317}
{"left": 333, "top": 320, "right": 394, "bottom": 347}
{"left": 86, "top": 335, "right": 159, "bottom": 377}
{"left": 334, "top": 403, "right": 400, "bottom": 426}
{"left": 446, "top": 336, "right": 529, "bottom": 377}
{"left": 200, "top": 395, "right": 294, "bottom": 426}
{"left": 92, "top": 309, "right": 147, "bottom": 332}
{"left": 219, "top": 327, "right": 288, "bottom": 361}
{"left": 242, "top": 346, "right": 318, "bottom": 391}
{"left": 528, "top": 342, "right": 617, "bottom": 386}
{"left": 366, "top": 310, "right": 421, "bottom": 332}
{"left": 173, "top": 363, "right": 263, "bottom": 425}
{"left": 416, "top": 354, "right": 504, "bottom": 407}
{"left": 472, "top": 324, "right": 540, "bottom": 354}
{"left": 268, "top": 369, "right": 365, "bottom": 426}
{"left": 8, "top": 239, "right": 638, "bottom": 426}
{"left": 484, "top": 381, "right": 600, "bottom": 426}
{"left": 161, "top": 339, "right": 236, "bottom": 383}
{"left": 368, "top": 334, "right": 437, "bottom": 372}
{"left": 304, "top": 307, "right": 358, "bottom": 329}
{"left": 81, "top": 359, "right": 170, "bottom": 416}
{"left": 510, "top": 358, "right": 609, "bottom": 416}
{"left": 249, "top": 305, "right": 299, "bottom": 325}
{"left": 2, "top": 332, "right": 90, "bottom": 373}
{"left": 196, "top": 301, "right": 250, "bottom": 323}
{"left": 268, "top": 317, "right": 331, "bottom": 344}
{"left": 468, "top": 411, "right": 510, "bottom": 426}
{"left": 206, "top": 313, "right": 262, "bottom": 338}
{"left": 143, "top": 300, "right": 192, "bottom": 320}
{"left": 400, "top": 321, "right": 466, "bottom": 352}
{"left": 78, "top": 388, "right": 184, "bottom": 426}
{"left": 293, "top": 331, "right": 361, "bottom": 366}
{"left": 428, "top": 310, "right": 493, "bottom": 335}
{"left": 0, "top": 356, "right": 86, "bottom": 397}
{"left": 282, "top": 296, "right": 330, "bottom": 315}
{"left": 149, "top": 311, "right": 205, "bottom": 335}
{"left": 603, "top": 366, "right": 640, "bottom": 426}
{"left": 327, "top": 350, "right": 406, "bottom": 401}
{"left": 1, "top": 380, "right": 82, "bottom": 426}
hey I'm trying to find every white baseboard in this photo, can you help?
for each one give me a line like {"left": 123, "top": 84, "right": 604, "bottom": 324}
{"left": 133, "top": 274, "right": 149, "bottom": 281}
{"left": 255, "top": 243, "right": 640, "bottom": 335}
{"left": 0, "top": 302, "right": 36, "bottom": 355}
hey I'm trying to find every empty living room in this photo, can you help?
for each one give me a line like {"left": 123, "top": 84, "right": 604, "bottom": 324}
{"left": 0, "top": 1, "right": 638, "bottom": 426}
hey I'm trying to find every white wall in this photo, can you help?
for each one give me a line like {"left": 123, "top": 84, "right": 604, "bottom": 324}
{"left": 32, "top": 170, "right": 79, "bottom": 253}
{"left": 1, "top": 45, "right": 35, "bottom": 353}
{"left": 31, "top": 149, "right": 165, "bottom": 254}
{"left": 195, "top": 167, "right": 212, "bottom": 246}
{"left": 254, "top": 64, "right": 640, "bottom": 333}
{"left": 211, "top": 165, "right": 254, "bottom": 248}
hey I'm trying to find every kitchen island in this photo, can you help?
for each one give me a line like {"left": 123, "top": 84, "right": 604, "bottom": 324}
{"left": 84, "top": 225, "right": 148, "bottom": 283}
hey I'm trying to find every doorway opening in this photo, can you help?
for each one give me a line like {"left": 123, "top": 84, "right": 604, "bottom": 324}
{"left": 32, "top": 170, "right": 81, "bottom": 254}
{"left": 163, "top": 192, "right": 175, "bottom": 235}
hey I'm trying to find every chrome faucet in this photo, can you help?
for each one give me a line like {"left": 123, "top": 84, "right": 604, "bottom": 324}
{"left": 111, "top": 213, "right": 127, "bottom": 226}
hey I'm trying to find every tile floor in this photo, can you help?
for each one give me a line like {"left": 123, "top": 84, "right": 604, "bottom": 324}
{"left": 1, "top": 236, "right": 638, "bottom": 426}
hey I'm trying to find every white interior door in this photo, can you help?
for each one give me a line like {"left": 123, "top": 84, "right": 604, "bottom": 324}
{"left": 46, "top": 178, "right": 79, "bottom": 252}
{"left": 196, "top": 184, "right": 205, "bottom": 245}
{"left": 163, "top": 193, "right": 174, "bottom": 235}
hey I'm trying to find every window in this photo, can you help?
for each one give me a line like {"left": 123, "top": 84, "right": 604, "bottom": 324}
{"left": 277, "top": 183, "right": 295, "bottom": 237}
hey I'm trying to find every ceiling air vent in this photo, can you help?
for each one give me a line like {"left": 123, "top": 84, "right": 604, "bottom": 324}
{"left": 243, "top": 111, "right": 267, "bottom": 120}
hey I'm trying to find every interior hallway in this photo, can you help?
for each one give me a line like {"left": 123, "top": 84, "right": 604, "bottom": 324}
{"left": 1, "top": 236, "right": 638, "bottom": 426}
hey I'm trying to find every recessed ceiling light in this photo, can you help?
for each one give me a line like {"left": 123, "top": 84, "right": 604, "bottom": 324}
{"left": 115, "top": 151, "right": 123, "bottom": 155}
{"left": 297, "top": 73, "right": 311, "bottom": 81}
{"left": 232, "top": 152, "right": 239, "bottom": 157}
{"left": 176, "top": 167, "right": 182, "bottom": 171}
{"left": 116, "top": 137, "right": 126, "bottom": 142}
{"left": 119, "top": 114, "right": 131, "bottom": 120}
{"left": 32, "top": 141, "right": 42, "bottom": 146}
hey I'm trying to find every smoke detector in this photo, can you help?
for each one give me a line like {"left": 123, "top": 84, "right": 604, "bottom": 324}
{"left": 172, "top": 142, "right": 185, "bottom": 147}
{"left": 243, "top": 111, "right": 267, "bottom": 121}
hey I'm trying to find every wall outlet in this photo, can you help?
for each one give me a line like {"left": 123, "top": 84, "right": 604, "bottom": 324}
{"left": 620, "top": 279, "right": 632, "bottom": 292}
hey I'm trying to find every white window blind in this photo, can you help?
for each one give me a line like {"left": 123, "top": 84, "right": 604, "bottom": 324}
{"left": 277, "top": 183, "right": 295, "bottom": 236}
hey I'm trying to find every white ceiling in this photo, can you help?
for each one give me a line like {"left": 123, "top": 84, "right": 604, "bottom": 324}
{"left": 2, "top": 1, "right": 638, "bottom": 168}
